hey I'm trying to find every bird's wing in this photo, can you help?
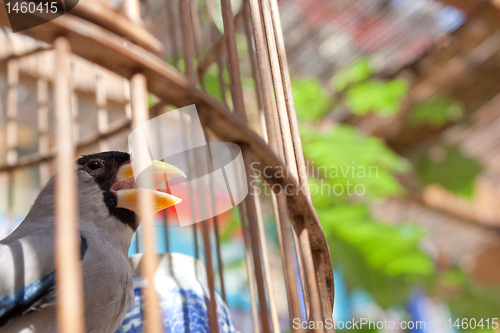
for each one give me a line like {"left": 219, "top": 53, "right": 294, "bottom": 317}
{"left": 0, "top": 233, "right": 88, "bottom": 327}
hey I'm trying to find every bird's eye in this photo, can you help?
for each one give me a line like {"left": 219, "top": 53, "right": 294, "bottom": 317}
{"left": 87, "top": 161, "right": 103, "bottom": 171}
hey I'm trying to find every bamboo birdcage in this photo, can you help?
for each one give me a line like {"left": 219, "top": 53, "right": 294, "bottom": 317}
{"left": 0, "top": 0, "right": 334, "bottom": 332}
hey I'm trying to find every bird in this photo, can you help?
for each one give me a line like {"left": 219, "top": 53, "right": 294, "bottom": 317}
{"left": 0, "top": 151, "right": 186, "bottom": 333}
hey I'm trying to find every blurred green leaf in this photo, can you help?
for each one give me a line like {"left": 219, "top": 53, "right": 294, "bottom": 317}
{"left": 302, "top": 121, "right": 433, "bottom": 308}
{"left": 416, "top": 146, "right": 482, "bottom": 198}
{"left": 165, "top": 57, "right": 185, "bottom": 72}
{"left": 332, "top": 58, "right": 374, "bottom": 91}
{"left": 320, "top": 205, "right": 434, "bottom": 276}
{"left": 302, "top": 125, "right": 408, "bottom": 198}
{"left": 147, "top": 94, "right": 156, "bottom": 108}
{"left": 322, "top": 204, "right": 435, "bottom": 307}
{"left": 346, "top": 78, "right": 408, "bottom": 116}
{"left": 291, "top": 77, "right": 331, "bottom": 120}
{"left": 410, "top": 98, "right": 464, "bottom": 127}
{"left": 203, "top": 70, "right": 225, "bottom": 104}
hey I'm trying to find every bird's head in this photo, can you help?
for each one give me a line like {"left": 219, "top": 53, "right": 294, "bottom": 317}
{"left": 77, "top": 151, "right": 185, "bottom": 231}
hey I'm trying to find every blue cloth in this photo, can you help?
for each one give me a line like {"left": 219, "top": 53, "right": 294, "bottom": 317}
{"left": 116, "top": 274, "right": 235, "bottom": 333}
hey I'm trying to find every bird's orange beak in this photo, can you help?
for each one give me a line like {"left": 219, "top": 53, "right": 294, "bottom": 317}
{"left": 110, "top": 160, "right": 186, "bottom": 214}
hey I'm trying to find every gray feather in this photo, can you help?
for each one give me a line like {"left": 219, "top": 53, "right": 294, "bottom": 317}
{"left": 0, "top": 166, "right": 135, "bottom": 333}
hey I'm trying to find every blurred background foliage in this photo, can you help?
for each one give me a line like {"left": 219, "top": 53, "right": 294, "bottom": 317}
{"left": 416, "top": 146, "right": 483, "bottom": 198}
{"left": 293, "top": 59, "right": 434, "bottom": 305}
{"left": 286, "top": 56, "right": 500, "bottom": 328}
{"left": 410, "top": 98, "right": 464, "bottom": 127}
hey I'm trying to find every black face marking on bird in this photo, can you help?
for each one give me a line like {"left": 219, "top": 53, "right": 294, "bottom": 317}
{"left": 76, "top": 151, "right": 184, "bottom": 232}
{"left": 77, "top": 151, "right": 138, "bottom": 231}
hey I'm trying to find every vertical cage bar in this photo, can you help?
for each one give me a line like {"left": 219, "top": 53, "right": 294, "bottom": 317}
{"left": 182, "top": 118, "right": 219, "bottom": 331}
{"left": 264, "top": 7, "right": 336, "bottom": 319}
{"left": 150, "top": 106, "right": 171, "bottom": 255}
{"left": 135, "top": 230, "right": 141, "bottom": 253}
{"left": 313, "top": 252, "right": 335, "bottom": 333}
{"left": 6, "top": 58, "right": 18, "bottom": 233}
{"left": 259, "top": 0, "right": 296, "bottom": 175}
{"left": 124, "top": 0, "right": 141, "bottom": 23}
{"left": 244, "top": 5, "right": 304, "bottom": 329}
{"left": 6, "top": 59, "right": 18, "bottom": 167}
{"left": 162, "top": 209, "right": 170, "bottom": 252}
{"left": 130, "top": 73, "right": 163, "bottom": 333}
{"left": 292, "top": 230, "right": 309, "bottom": 319}
{"left": 37, "top": 65, "right": 50, "bottom": 186}
{"left": 245, "top": 0, "right": 281, "bottom": 155}
{"left": 196, "top": 8, "right": 245, "bottom": 78}
{"left": 220, "top": 0, "right": 245, "bottom": 116}
{"left": 123, "top": 75, "right": 132, "bottom": 257}
{"left": 179, "top": 0, "right": 205, "bottom": 262}
{"left": 179, "top": 113, "right": 200, "bottom": 260}
{"left": 179, "top": 0, "right": 197, "bottom": 83}
{"left": 268, "top": 0, "right": 310, "bottom": 197}
{"left": 159, "top": 155, "right": 170, "bottom": 254}
{"left": 220, "top": 0, "right": 274, "bottom": 331}
{"left": 239, "top": 205, "right": 261, "bottom": 333}
{"left": 259, "top": 0, "right": 326, "bottom": 326}
{"left": 166, "top": 0, "right": 180, "bottom": 67}
{"left": 123, "top": 78, "right": 132, "bottom": 120}
{"left": 193, "top": 222, "right": 200, "bottom": 260}
{"left": 53, "top": 36, "right": 86, "bottom": 333}
{"left": 212, "top": 213, "right": 226, "bottom": 302}
{"left": 190, "top": 1, "right": 203, "bottom": 71}
{"left": 266, "top": 0, "right": 335, "bottom": 317}
{"left": 178, "top": 7, "right": 203, "bottom": 259}
{"left": 70, "top": 64, "right": 79, "bottom": 144}
{"left": 245, "top": 0, "right": 305, "bottom": 329}
{"left": 242, "top": 147, "right": 271, "bottom": 333}
{"left": 299, "top": 228, "right": 325, "bottom": 333}
{"left": 253, "top": 186, "right": 281, "bottom": 333}
{"left": 6, "top": 172, "right": 14, "bottom": 233}
{"left": 96, "top": 67, "right": 110, "bottom": 151}
{"left": 242, "top": 0, "right": 265, "bottom": 141}
{"left": 125, "top": 77, "right": 135, "bottom": 255}
{"left": 216, "top": 53, "right": 229, "bottom": 108}
{"left": 273, "top": 194, "right": 303, "bottom": 332}
{"left": 203, "top": 130, "right": 227, "bottom": 302}
{"left": 204, "top": 0, "right": 228, "bottom": 107}
{"left": 201, "top": 219, "right": 220, "bottom": 333}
